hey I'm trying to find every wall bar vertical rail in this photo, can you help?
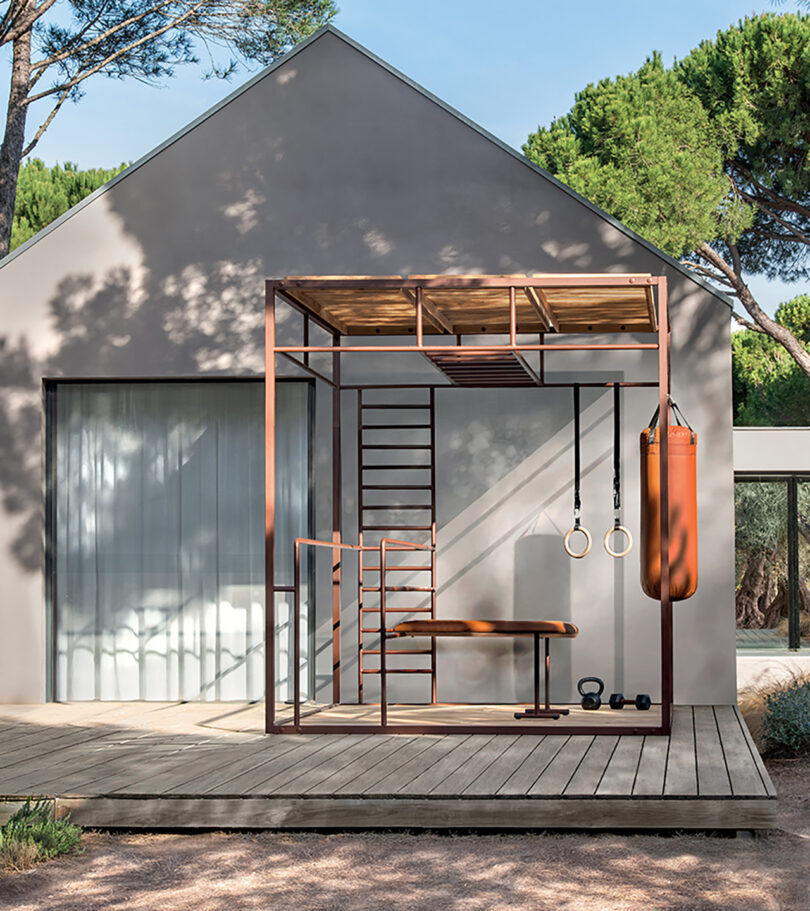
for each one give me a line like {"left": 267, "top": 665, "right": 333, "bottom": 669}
{"left": 264, "top": 282, "right": 277, "bottom": 733}
{"left": 332, "top": 336, "right": 342, "bottom": 705}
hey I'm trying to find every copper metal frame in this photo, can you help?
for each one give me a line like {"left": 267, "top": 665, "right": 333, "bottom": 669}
{"left": 265, "top": 275, "right": 672, "bottom": 736}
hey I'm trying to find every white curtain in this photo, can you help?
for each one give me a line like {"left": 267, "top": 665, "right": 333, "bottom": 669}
{"left": 53, "top": 381, "right": 310, "bottom": 702}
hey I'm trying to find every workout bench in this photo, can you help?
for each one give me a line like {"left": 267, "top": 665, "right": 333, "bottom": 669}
{"left": 390, "top": 619, "right": 579, "bottom": 719}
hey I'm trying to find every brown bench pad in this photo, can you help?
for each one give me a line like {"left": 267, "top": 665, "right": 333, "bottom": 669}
{"left": 391, "top": 619, "right": 578, "bottom": 638}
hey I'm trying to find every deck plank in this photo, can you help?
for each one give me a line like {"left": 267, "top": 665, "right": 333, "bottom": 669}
{"left": 265, "top": 735, "right": 378, "bottom": 794}
{"left": 732, "top": 706, "right": 777, "bottom": 798}
{"left": 397, "top": 735, "right": 494, "bottom": 794}
{"left": 694, "top": 706, "right": 732, "bottom": 797}
{"left": 305, "top": 736, "right": 416, "bottom": 794}
{"left": 364, "top": 736, "right": 464, "bottom": 794}
{"left": 596, "top": 736, "right": 644, "bottom": 796}
{"left": 205, "top": 737, "right": 337, "bottom": 795}
{"left": 713, "top": 706, "right": 767, "bottom": 798}
{"left": 462, "top": 735, "right": 543, "bottom": 796}
{"left": 430, "top": 735, "right": 518, "bottom": 796}
{"left": 529, "top": 735, "right": 594, "bottom": 795}
{"left": 632, "top": 735, "right": 669, "bottom": 796}
{"left": 497, "top": 736, "right": 567, "bottom": 795}
{"left": 663, "top": 705, "right": 697, "bottom": 796}
{"left": 563, "top": 735, "right": 618, "bottom": 796}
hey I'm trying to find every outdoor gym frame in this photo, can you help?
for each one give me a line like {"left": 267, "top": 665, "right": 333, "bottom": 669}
{"left": 264, "top": 274, "right": 673, "bottom": 736}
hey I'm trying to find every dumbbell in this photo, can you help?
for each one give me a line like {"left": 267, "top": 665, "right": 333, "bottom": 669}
{"left": 608, "top": 693, "right": 652, "bottom": 711}
{"left": 577, "top": 677, "right": 604, "bottom": 710}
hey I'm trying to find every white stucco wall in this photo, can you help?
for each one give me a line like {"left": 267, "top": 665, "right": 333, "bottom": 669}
{"left": 733, "top": 427, "right": 810, "bottom": 474}
{"left": 0, "top": 28, "right": 736, "bottom": 705}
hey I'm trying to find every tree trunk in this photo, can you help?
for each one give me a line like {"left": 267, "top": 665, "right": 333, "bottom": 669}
{"left": 0, "top": 31, "right": 32, "bottom": 259}
{"left": 736, "top": 551, "right": 777, "bottom": 629}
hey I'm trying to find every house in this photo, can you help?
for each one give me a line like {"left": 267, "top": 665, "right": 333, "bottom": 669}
{"left": 0, "top": 26, "right": 769, "bottom": 829}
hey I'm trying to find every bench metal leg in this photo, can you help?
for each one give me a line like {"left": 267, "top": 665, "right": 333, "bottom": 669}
{"left": 514, "top": 634, "right": 570, "bottom": 720}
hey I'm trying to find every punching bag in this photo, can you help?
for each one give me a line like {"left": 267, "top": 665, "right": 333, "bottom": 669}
{"left": 640, "top": 403, "right": 698, "bottom": 601}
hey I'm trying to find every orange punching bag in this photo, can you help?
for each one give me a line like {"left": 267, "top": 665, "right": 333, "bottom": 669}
{"left": 640, "top": 402, "right": 698, "bottom": 601}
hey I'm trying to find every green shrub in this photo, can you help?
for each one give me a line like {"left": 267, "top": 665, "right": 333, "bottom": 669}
{"left": 761, "top": 677, "right": 810, "bottom": 757}
{"left": 0, "top": 799, "right": 82, "bottom": 872}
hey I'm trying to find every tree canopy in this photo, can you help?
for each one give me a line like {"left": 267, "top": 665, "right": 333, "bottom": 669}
{"left": 0, "top": 0, "right": 337, "bottom": 257}
{"left": 11, "top": 158, "right": 128, "bottom": 251}
{"left": 524, "top": 13, "right": 810, "bottom": 380}
{"left": 732, "top": 295, "right": 810, "bottom": 426}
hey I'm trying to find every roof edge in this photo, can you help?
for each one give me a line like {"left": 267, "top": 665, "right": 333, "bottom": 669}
{"left": 0, "top": 22, "right": 735, "bottom": 310}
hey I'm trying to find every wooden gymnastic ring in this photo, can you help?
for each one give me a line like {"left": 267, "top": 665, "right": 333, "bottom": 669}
{"left": 604, "top": 525, "right": 633, "bottom": 558}
{"left": 564, "top": 526, "right": 592, "bottom": 558}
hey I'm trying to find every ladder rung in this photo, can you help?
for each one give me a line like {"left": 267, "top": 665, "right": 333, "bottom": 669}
{"left": 361, "top": 668, "right": 433, "bottom": 674}
{"left": 360, "top": 525, "right": 433, "bottom": 531}
{"left": 362, "top": 464, "right": 432, "bottom": 471}
{"left": 363, "top": 649, "right": 432, "bottom": 655}
{"left": 361, "top": 607, "right": 433, "bottom": 614}
{"left": 363, "top": 565, "right": 432, "bottom": 572}
{"left": 362, "top": 504, "right": 430, "bottom": 511}
{"left": 361, "top": 586, "right": 433, "bottom": 593}
{"left": 362, "top": 485, "right": 432, "bottom": 490}
{"left": 361, "top": 424, "right": 431, "bottom": 430}
{"left": 362, "top": 444, "right": 431, "bottom": 450}
{"left": 361, "top": 404, "right": 430, "bottom": 410}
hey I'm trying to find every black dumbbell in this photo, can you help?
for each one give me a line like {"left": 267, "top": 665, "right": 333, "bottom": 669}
{"left": 577, "top": 676, "right": 604, "bottom": 710}
{"left": 609, "top": 693, "right": 652, "bottom": 711}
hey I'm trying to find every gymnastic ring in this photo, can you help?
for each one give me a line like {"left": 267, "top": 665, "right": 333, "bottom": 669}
{"left": 604, "top": 525, "right": 633, "bottom": 558}
{"left": 564, "top": 526, "right": 592, "bottom": 559}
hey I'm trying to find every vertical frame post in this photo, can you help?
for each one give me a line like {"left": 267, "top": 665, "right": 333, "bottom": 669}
{"left": 416, "top": 286, "right": 424, "bottom": 348}
{"left": 293, "top": 539, "right": 301, "bottom": 727}
{"left": 380, "top": 538, "right": 388, "bottom": 726}
{"left": 332, "top": 335, "right": 342, "bottom": 705}
{"left": 264, "top": 282, "right": 277, "bottom": 733}
{"left": 657, "top": 277, "right": 673, "bottom": 733}
{"left": 509, "top": 286, "right": 517, "bottom": 348}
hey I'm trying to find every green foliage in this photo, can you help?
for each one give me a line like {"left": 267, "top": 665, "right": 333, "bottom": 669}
{"left": 732, "top": 296, "right": 810, "bottom": 425}
{"left": 11, "top": 159, "right": 128, "bottom": 252}
{"left": 523, "top": 53, "right": 747, "bottom": 258}
{"left": 762, "top": 676, "right": 810, "bottom": 756}
{"left": 523, "top": 13, "right": 810, "bottom": 280}
{"left": 679, "top": 13, "right": 810, "bottom": 281}
{"left": 0, "top": 799, "right": 82, "bottom": 869}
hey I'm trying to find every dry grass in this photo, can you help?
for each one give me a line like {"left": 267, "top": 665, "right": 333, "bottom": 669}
{"left": 737, "top": 669, "right": 810, "bottom": 753}
{"left": 0, "top": 760, "right": 806, "bottom": 911}
{"left": 0, "top": 840, "right": 39, "bottom": 874}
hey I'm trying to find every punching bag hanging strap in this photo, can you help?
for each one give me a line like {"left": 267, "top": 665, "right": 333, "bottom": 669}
{"left": 564, "top": 384, "right": 592, "bottom": 558}
{"left": 646, "top": 399, "right": 695, "bottom": 444}
{"left": 604, "top": 384, "right": 632, "bottom": 557}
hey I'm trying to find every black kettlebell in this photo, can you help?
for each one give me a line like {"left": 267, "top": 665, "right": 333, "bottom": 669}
{"left": 577, "top": 676, "right": 604, "bottom": 710}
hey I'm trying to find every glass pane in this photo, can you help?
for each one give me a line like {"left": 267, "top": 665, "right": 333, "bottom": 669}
{"left": 53, "top": 381, "right": 311, "bottom": 700}
{"left": 797, "top": 481, "right": 810, "bottom": 649}
{"left": 735, "top": 480, "right": 788, "bottom": 649}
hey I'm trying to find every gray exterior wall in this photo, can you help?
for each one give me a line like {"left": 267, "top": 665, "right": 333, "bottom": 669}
{"left": 733, "top": 427, "right": 810, "bottom": 473}
{"left": 0, "top": 28, "right": 736, "bottom": 704}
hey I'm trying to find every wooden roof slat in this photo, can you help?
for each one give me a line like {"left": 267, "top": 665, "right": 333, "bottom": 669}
{"left": 274, "top": 274, "right": 659, "bottom": 336}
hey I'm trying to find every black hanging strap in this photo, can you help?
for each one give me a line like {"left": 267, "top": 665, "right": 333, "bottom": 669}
{"left": 646, "top": 398, "right": 695, "bottom": 444}
{"left": 612, "top": 384, "right": 621, "bottom": 524}
{"left": 573, "top": 384, "right": 581, "bottom": 527}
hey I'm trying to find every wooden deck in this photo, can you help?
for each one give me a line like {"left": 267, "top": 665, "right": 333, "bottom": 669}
{"left": 0, "top": 703, "right": 776, "bottom": 830}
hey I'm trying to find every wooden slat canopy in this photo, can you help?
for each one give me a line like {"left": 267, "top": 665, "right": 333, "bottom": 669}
{"left": 276, "top": 274, "right": 658, "bottom": 336}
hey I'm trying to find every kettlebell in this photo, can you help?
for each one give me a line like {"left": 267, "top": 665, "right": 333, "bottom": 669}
{"left": 577, "top": 676, "right": 604, "bottom": 710}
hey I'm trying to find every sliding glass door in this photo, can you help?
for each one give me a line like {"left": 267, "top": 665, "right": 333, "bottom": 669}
{"left": 50, "top": 380, "right": 312, "bottom": 701}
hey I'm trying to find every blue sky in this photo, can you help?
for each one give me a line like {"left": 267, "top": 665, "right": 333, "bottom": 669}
{"left": 3, "top": 0, "right": 807, "bottom": 310}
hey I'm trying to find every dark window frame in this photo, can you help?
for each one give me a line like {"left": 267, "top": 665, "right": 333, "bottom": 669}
{"left": 735, "top": 471, "right": 810, "bottom": 651}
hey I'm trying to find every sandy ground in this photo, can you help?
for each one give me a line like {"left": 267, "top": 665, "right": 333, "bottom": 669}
{"left": 0, "top": 760, "right": 807, "bottom": 911}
